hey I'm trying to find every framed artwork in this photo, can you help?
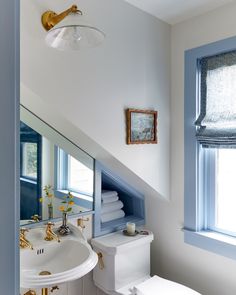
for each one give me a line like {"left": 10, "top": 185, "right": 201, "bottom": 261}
{"left": 126, "top": 109, "right": 158, "bottom": 144}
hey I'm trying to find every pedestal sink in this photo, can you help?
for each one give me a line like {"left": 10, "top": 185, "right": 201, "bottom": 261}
{"left": 20, "top": 223, "right": 98, "bottom": 288}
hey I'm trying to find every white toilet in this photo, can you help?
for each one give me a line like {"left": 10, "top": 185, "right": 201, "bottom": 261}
{"left": 91, "top": 230, "right": 201, "bottom": 295}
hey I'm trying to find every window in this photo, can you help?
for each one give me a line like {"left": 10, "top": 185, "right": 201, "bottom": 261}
{"left": 184, "top": 36, "right": 236, "bottom": 260}
{"left": 67, "top": 154, "right": 93, "bottom": 195}
{"left": 197, "top": 50, "right": 236, "bottom": 237}
{"left": 210, "top": 149, "right": 236, "bottom": 236}
{"left": 201, "top": 148, "right": 236, "bottom": 238}
{"left": 21, "top": 142, "right": 38, "bottom": 179}
{"left": 20, "top": 122, "right": 42, "bottom": 182}
{"left": 55, "top": 147, "right": 94, "bottom": 196}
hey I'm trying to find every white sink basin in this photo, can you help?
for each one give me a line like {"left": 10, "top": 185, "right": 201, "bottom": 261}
{"left": 20, "top": 223, "right": 98, "bottom": 288}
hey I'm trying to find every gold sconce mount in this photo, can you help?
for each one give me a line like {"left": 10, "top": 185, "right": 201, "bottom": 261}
{"left": 41, "top": 3, "right": 105, "bottom": 50}
{"left": 41, "top": 4, "right": 82, "bottom": 31}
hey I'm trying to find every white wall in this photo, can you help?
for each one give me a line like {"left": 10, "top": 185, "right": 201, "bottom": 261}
{"left": 147, "top": 3, "right": 236, "bottom": 295}
{"left": 20, "top": 0, "right": 171, "bottom": 199}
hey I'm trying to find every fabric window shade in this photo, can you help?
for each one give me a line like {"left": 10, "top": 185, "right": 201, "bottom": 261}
{"left": 195, "top": 50, "right": 236, "bottom": 148}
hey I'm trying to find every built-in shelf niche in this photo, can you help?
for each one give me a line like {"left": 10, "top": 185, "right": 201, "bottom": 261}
{"left": 93, "top": 161, "right": 145, "bottom": 237}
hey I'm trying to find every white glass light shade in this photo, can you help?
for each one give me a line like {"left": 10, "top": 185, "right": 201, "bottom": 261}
{"left": 45, "top": 13, "right": 105, "bottom": 51}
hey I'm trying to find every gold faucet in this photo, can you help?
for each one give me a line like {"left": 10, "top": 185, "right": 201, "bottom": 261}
{"left": 44, "top": 222, "right": 60, "bottom": 242}
{"left": 20, "top": 228, "right": 33, "bottom": 250}
{"left": 23, "top": 290, "right": 36, "bottom": 295}
{"left": 31, "top": 214, "right": 41, "bottom": 223}
{"left": 77, "top": 217, "right": 89, "bottom": 231}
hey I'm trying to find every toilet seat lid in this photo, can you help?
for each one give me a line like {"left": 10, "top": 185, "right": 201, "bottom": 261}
{"left": 132, "top": 276, "right": 201, "bottom": 295}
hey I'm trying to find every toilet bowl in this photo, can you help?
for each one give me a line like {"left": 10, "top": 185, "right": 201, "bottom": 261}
{"left": 131, "top": 275, "right": 201, "bottom": 295}
{"left": 91, "top": 230, "right": 201, "bottom": 295}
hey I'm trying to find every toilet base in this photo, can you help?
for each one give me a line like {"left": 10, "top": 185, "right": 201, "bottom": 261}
{"left": 95, "top": 275, "right": 201, "bottom": 295}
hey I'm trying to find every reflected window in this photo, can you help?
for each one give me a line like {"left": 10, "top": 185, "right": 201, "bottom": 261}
{"left": 20, "top": 121, "right": 42, "bottom": 220}
{"left": 21, "top": 142, "right": 38, "bottom": 179}
{"left": 56, "top": 147, "right": 94, "bottom": 196}
{"left": 68, "top": 155, "right": 93, "bottom": 195}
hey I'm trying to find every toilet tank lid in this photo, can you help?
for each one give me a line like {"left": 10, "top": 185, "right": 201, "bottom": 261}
{"left": 91, "top": 230, "right": 154, "bottom": 255}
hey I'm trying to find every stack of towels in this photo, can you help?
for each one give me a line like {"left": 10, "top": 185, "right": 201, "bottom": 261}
{"left": 101, "top": 190, "right": 125, "bottom": 223}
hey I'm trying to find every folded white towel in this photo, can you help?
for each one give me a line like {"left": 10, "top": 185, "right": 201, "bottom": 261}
{"left": 133, "top": 276, "right": 201, "bottom": 295}
{"left": 102, "top": 190, "right": 118, "bottom": 200}
{"left": 101, "top": 210, "right": 125, "bottom": 223}
{"left": 101, "top": 200, "right": 124, "bottom": 214}
{"left": 102, "top": 195, "right": 119, "bottom": 204}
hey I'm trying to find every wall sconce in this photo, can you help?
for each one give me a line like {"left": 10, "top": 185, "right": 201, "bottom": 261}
{"left": 41, "top": 4, "right": 105, "bottom": 51}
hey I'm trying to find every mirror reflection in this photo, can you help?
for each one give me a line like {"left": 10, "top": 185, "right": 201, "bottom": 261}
{"left": 20, "top": 106, "right": 94, "bottom": 226}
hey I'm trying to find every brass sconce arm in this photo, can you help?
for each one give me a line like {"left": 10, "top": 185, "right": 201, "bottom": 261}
{"left": 42, "top": 4, "right": 82, "bottom": 31}
{"left": 41, "top": 3, "right": 105, "bottom": 50}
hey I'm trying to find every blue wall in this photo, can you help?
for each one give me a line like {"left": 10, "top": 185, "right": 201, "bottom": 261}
{"left": 0, "top": 0, "right": 19, "bottom": 294}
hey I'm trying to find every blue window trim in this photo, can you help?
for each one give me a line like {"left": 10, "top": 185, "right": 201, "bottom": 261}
{"left": 54, "top": 146, "right": 68, "bottom": 191}
{"left": 184, "top": 35, "right": 236, "bottom": 260}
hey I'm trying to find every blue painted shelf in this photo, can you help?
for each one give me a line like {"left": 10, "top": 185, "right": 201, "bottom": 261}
{"left": 93, "top": 161, "right": 145, "bottom": 237}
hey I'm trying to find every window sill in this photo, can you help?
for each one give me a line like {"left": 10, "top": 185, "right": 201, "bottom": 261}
{"left": 54, "top": 189, "right": 93, "bottom": 211}
{"left": 20, "top": 177, "right": 37, "bottom": 185}
{"left": 184, "top": 229, "right": 236, "bottom": 260}
{"left": 56, "top": 189, "right": 93, "bottom": 202}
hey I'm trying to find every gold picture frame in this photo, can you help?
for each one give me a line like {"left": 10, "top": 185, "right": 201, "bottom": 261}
{"left": 126, "top": 109, "right": 158, "bottom": 145}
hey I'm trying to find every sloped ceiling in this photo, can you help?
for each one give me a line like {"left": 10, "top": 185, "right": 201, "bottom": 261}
{"left": 124, "top": 0, "right": 234, "bottom": 24}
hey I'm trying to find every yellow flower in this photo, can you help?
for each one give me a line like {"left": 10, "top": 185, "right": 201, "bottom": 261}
{"left": 59, "top": 205, "right": 65, "bottom": 212}
{"left": 39, "top": 197, "right": 43, "bottom": 203}
{"left": 68, "top": 192, "right": 74, "bottom": 199}
{"left": 68, "top": 201, "right": 74, "bottom": 206}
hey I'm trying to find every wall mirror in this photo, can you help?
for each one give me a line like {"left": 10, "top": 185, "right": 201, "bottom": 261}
{"left": 20, "top": 105, "right": 94, "bottom": 226}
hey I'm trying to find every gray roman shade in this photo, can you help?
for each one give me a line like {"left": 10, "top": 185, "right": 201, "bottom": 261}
{"left": 195, "top": 50, "right": 236, "bottom": 148}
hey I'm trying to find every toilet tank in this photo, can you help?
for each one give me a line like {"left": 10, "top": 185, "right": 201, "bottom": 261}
{"left": 91, "top": 230, "right": 154, "bottom": 293}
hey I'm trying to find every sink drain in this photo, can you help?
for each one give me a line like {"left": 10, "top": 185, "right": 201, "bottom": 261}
{"left": 39, "top": 270, "right": 51, "bottom": 276}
